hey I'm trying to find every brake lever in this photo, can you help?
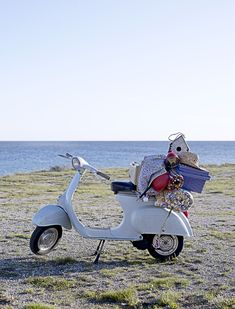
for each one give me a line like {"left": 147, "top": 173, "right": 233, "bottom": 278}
{"left": 58, "top": 153, "right": 73, "bottom": 159}
{"left": 66, "top": 153, "right": 73, "bottom": 158}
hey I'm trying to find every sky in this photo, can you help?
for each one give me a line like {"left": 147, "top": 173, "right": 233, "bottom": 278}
{"left": 0, "top": 0, "right": 234, "bottom": 141}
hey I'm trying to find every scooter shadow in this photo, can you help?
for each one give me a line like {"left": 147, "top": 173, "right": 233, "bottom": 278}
{"left": 0, "top": 254, "right": 149, "bottom": 280}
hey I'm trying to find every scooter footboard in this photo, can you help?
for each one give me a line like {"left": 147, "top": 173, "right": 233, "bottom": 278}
{"left": 131, "top": 206, "right": 193, "bottom": 237}
{"left": 32, "top": 204, "right": 72, "bottom": 230}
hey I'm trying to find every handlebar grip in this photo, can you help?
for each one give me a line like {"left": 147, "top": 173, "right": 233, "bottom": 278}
{"left": 97, "top": 171, "right": 110, "bottom": 180}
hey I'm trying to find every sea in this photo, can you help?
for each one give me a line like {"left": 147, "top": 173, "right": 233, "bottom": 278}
{"left": 0, "top": 141, "right": 235, "bottom": 176}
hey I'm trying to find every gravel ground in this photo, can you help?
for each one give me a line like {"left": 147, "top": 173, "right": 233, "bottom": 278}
{"left": 0, "top": 165, "right": 234, "bottom": 309}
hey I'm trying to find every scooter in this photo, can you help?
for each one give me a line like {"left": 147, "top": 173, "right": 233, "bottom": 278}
{"left": 30, "top": 154, "right": 193, "bottom": 263}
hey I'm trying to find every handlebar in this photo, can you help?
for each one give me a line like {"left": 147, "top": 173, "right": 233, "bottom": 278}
{"left": 59, "top": 154, "right": 110, "bottom": 180}
{"left": 96, "top": 171, "right": 110, "bottom": 180}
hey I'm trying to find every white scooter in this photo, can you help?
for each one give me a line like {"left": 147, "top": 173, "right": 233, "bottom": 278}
{"left": 30, "top": 154, "right": 193, "bottom": 263}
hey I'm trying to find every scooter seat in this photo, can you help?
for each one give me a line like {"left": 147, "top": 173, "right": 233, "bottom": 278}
{"left": 111, "top": 181, "right": 136, "bottom": 194}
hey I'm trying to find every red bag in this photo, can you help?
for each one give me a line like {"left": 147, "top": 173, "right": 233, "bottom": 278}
{"left": 151, "top": 172, "right": 170, "bottom": 192}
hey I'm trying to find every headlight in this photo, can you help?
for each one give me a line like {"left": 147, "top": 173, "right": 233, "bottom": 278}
{"left": 72, "top": 157, "right": 81, "bottom": 170}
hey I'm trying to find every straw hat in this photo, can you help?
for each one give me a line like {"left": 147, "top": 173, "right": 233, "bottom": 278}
{"left": 179, "top": 152, "right": 200, "bottom": 169}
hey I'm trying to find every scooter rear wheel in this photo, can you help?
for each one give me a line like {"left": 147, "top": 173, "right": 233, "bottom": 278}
{"left": 30, "top": 225, "right": 62, "bottom": 255}
{"left": 147, "top": 234, "right": 183, "bottom": 261}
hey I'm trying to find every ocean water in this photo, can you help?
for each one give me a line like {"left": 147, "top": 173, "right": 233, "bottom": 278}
{"left": 0, "top": 141, "right": 234, "bottom": 176}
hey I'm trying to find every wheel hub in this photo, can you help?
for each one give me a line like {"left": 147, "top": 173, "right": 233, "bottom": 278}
{"left": 38, "top": 228, "right": 59, "bottom": 251}
{"left": 152, "top": 235, "right": 178, "bottom": 256}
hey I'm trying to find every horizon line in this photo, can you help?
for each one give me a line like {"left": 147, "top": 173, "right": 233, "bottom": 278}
{"left": 0, "top": 140, "right": 234, "bottom": 142}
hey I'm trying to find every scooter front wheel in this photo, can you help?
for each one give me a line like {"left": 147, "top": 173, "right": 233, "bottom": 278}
{"left": 30, "top": 225, "right": 62, "bottom": 255}
{"left": 147, "top": 234, "right": 183, "bottom": 261}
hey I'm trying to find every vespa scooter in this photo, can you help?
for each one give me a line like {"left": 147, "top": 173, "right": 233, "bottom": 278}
{"left": 30, "top": 154, "right": 193, "bottom": 263}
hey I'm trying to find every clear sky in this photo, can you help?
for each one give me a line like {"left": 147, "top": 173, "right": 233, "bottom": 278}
{"left": 0, "top": 0, "right": 234, "bottom": 141}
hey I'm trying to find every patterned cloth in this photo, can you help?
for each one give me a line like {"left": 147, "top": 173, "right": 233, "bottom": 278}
{"left": 155, "top": 189, "right": 194, "bottom": 212}
{"left": 137, "top": 155, "right": 166, "bottom": 196}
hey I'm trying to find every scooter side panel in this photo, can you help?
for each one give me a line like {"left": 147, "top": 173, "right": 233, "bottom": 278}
{"left": 32, "top": 204, "right": 72, "bottom": 229}
{"left": 131, "top": 206, "right": 193, "bottom": 237}
{"left": 176, "top": 212, "right": 193, "bottom": 236}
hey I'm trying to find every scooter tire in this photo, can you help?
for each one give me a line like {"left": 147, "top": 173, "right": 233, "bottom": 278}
{"left": 30, "top": 225, "right": 62, "bottom": 255}
{"left": 147, "top": 234, "right": 183, "bottom": 261}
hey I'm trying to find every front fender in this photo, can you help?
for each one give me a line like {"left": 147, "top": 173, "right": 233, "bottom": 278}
{"left": 32, "top": 204, "right": 72, "bottom": 230}
{"left": 131, "top": 206, "right": 193, "bottom": 237}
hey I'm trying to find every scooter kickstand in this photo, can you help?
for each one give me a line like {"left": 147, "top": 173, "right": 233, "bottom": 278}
{"left": 93, "top": 240, "right": 105, "bottom": 264}
{"left": 93, "top": 239, "right": 103, "bottom": 256}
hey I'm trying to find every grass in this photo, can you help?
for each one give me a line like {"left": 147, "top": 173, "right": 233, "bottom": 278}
{"left": 138, "top": 276, "right": 190, "bottom": 291}
{"left": 4, "top": 164, "right": 235, "bottom": 202}
{"left": 204, "top": 289, "right": 220, "bottom": 301}
{"left": 100, "top": 268, "right": 123, "bottom": 277}
{"left": 151, "top": 276, "right": 189, "bottom": 288}
{"left": 195, "top": 210, "right": 235, "bottom": 216}
{"left": 1, "top": 165, "right": 235, "bottom": 309}
{"left": 0, "top": 167, "right": 122, "bottom": 202}
{"left": 156, "top": 290, "right": 181, "bottom": 308}
{"left": 76, "top": 183, "right": 111, "bottom": 197}
{"left": 214, "top": 296, "right": 235, "bottom": 309}
{"left": 209, "top": 229, "right": 235, "bottom": 240}
{"left": 205, "top": 164, "right": 235, "bottom": 196}
{"left": 26, "top": 276, "right": 76, "bottom": 291}
{"left": 202, "top": 289, "right": 235, "bottom": 308}
{"left": 0, "top": 171, "right": 71, "bottom": 200}
{"left": 6, "top": 233, "right": 30, "bottom": 240}
{"left": 25, "top": 304, "right": 60, "bottom": 309}
{"left": 84, "top": 286, "right": 139, "bottom": 306}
